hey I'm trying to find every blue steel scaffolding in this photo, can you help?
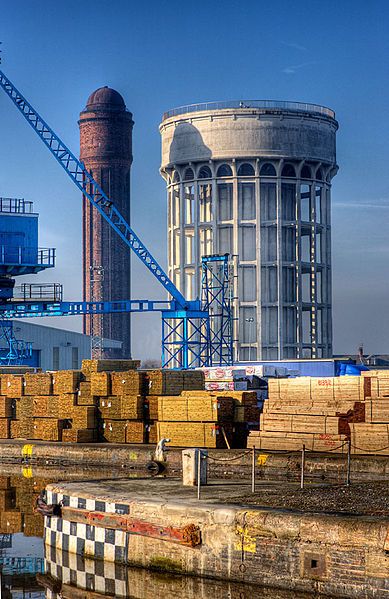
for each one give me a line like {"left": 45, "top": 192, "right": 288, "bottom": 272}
{"left": 201, "top": 254, "right": 234, "bottom": 366}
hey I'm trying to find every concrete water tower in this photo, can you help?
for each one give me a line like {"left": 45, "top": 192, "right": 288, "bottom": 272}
{"left": 159, "top": 100, "right": 338, "bottom": 360}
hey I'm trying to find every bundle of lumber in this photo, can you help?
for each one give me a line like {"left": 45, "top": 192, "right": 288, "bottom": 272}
{"left": 248, "top": 371, "right": 389, "bottom": 454}
{"left": 156, "top": 390, "right": 259, "bottom": 448}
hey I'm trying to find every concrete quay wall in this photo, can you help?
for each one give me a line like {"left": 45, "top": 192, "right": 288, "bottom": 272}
{"left": 44, "top": 482, "right": 389, "bottom": 597}
{"left": 1, "top": 440, "right": 389, "bottom": 482}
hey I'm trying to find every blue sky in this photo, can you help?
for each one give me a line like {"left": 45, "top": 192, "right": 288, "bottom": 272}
{"left": 1, "top": 0, "right": 389, "bottom": 359}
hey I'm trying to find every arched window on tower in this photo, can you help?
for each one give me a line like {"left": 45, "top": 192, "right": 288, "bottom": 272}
{"left": 198, "top": 165, "right": 212, "bottom": 179}
{"left": 281, "top": 164, "right": 296, "bottom": 178}
{"left": 260, "top": 163, "right": 276, "bottom": 176}
{"left": 183, "top": 167, "right": 194, "bottom": 181}
{"left": 172, "top": 170, "right": 180, "bottom": 183}
{"left": 217, "top": 164, "right": 233, "bottom": 177}
{"left": 237, "top": 163, "right": 255, "bottom": 176}
{"left": 300, "top": 165, "right": 311, "bottom": 179}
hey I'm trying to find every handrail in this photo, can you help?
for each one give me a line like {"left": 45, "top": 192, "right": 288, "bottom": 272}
{"left": 162, "top": 99, "right": 335, "bottom": 121}
{"left": 0, "top": 246, "right": 55, "bottom": 266}
{"left": 0, "top": 197, "right": 34, "bottom": 213}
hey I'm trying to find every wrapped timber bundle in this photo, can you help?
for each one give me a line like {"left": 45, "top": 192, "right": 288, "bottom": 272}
{"left": 248, "top": 371, "right": 389, "bottom": 454}
{"left": 81, "top": 359, "right": 140, "bottom": 377}
{"left": 24, "top": 373, "right": 53, "bottom": 396}
{"left": 157, "top": 393, "right": 236, "bottom": 448}
{"left": 157, "top": 421, "right": 234, "bottom": 449}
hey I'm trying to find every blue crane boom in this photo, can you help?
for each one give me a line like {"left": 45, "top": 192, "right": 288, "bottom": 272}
{"left": 0, "top": 69, "right": 190, "bottom": 310}
{"left": 0, "top": 299, "right": 175, "bottom": 318}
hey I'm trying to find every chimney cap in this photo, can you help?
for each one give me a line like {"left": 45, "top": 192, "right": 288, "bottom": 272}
{"left": 85, "top": 86, "right": 126, "bottom": 111}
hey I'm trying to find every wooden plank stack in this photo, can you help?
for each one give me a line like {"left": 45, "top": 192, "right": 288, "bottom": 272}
{"left": 0, "top": 360, "right": 270, "bottom": 449}
{"left": 157, "top": 390, "right": 259, "bottom": 448}
{"left": 98, "top": 369, "right": 205, "bottom": 444}
{"left": 248, "top": 371, "right": 389, "bottom": 454}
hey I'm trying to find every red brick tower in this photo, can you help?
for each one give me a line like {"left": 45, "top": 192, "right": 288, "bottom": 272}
{"left": 79, "top": 87, "right": 134, "bottom": 357}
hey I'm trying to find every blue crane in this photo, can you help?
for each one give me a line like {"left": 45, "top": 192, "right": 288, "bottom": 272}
{"left": 0, "top": 69, "right": 233, "bottom": 368}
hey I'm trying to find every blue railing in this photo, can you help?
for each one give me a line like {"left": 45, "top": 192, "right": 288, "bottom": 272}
{"left": 0, "top": 246, "right": 55, "bottom": 267}
{"left": 0, "top": 197, "right": 34, "bottom": 213}
{"left": 163, "top": 99, "right": 335, "bottom": 121}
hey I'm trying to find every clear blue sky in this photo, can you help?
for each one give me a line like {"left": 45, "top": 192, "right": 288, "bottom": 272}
{"left": 1, "top": 0, "right": 389, "bottom": 359}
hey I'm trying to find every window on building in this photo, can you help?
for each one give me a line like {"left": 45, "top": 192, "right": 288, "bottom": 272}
{"left": 173, "top": 187, "right": 180, "bottom": 227}
{"left": 237, "top": 163, "right": 255, "bottom": 176}
{"left": 239, "top": 265, "right": 257, "bottom": 301}
{"left": 300, "top": 184, "right": 311, "bottom": 221}
{"left": 261, "top": 226, "right": 277, "bottom": 262}
{"left": 316, "top": 270, "right": 322, "bottom": 303}
{"left": 217, "top": 164, "right": 233, "bottom": 177}
{"left": 283, "top": 306, "right": 297, "bottom": 344}
{"left": 53, "top": 347, "right": 59, "bottom": 370}
{"left": 315, "top": 186, "right": 322, "bottom": 223}
{"left": 281, "top": 183, "right": 296, "bottom": 220}
{"left": 260, "top": 163, "right": 276, "bottom": 177}
{"left": 174, "top": 230, "right": 180, "bottom": 264}
{"left": 239, "top": 306, "right": 256, "bottom": 344}
{"left": 185, "top": 233, "right": 194, "bottom": 264}
{"left": 261, "top": 266, "right": 277, "bottom": 303}
{"left": 282, "top": 226, "right": 296, "bottom": 261}
{"left": 200, "top": 227, "right": 213, "bottom": 257}
{"left": 184, "top": 185, "right": 195, "bottom": 224}
{"left": 183, "top": 167, "right": 194, "bottom": 181}
{"left": 283, "top": 266, "right": 297, "bottom": 302}
{"left": 185, "top": 269, "right": 195, "bottom": 300}
{"left": 199, "top": 183, "right": 212, "bottom": 222}
{"left": 198, "top": 165, "right": 212, "bottom": 179}
{"left": 302, "top": 310, "right": 312, "bottom": 343}
{"left": 301, "top": 165, "right": 311, "bottom": 179}
{"left": 302, "top": 272, "right": 311, "bottom": 302}
{"left": 217, "top": 183, "right": 233, "bottom": 220}
{"left": 72, "top": 347, "right": 79, "bottom": 369}
{"left": 281, "top": 163, "right": 296, "bottom": 178}
{"left": 316, "top": 232, "right": 322, "bottom": 263}
{"left": 301, "top": 234, "right": 311, "bottom": 262}
{"left": 260, "top": 182, "right": 277, "bottom": 221}
{"left": 239, "top": 182, "right": 256, "bottom": 220}
{"left": 261, "top": 306, "right": 278, "bottom": 344}
{"left": 218, "top": 226, "right": 233, "bottom": 255}
{"left": 317, "top": 308, "right": 323, "bottom": 343}
{"left": 239, "top": 225, "right": 256, "bottom": 261}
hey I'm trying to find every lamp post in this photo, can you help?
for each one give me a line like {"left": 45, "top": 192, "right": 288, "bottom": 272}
{"left": 245, "top": 317, "right": 254, "bottom": 362}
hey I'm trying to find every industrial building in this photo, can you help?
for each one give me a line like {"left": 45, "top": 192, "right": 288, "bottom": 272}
{"left": 160, "top": 100, "right": 338, "bottom": 361}
{"left": 2, "top": 320, "right": 121, "bottom": 370}
{"left": 79, "top": 86, "right": 133, "bottom": 358}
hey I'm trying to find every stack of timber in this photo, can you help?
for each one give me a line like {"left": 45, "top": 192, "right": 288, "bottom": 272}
{"left": 157, "top": 390, "right": 260, "bottom": 448}
{"left": 248, "top": 371, "right": 389, "bottom": 454}
{"left": 0, "top": 360, "right": 142, "bottom": 443}
{"left": 100, "top": 369, "right": 205, "bottom": 444}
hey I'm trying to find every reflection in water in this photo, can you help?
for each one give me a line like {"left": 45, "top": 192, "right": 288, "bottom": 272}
{"left": 0, "top": 466, "right": 332, "bottom": 598}
{"left": 41, "top": 547, "right": 319, "bottom": 598}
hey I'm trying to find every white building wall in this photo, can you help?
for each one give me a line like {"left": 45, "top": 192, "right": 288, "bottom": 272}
{"left": 11, "top": 321, "right": 121, "bottom": 371}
